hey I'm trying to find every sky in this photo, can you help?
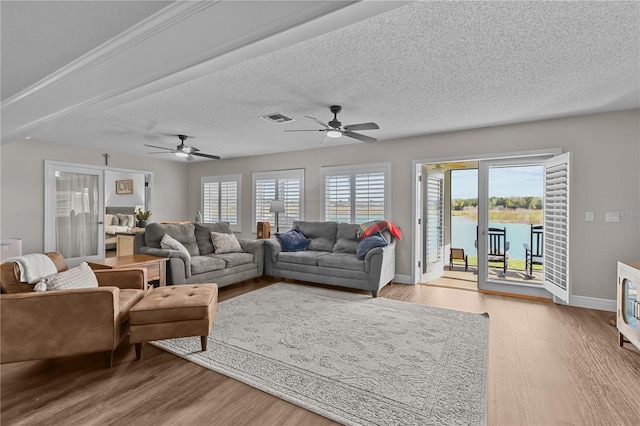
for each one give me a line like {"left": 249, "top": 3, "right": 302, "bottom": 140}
{"left": 450, "top": 166, "right": 544, "bottom": 199}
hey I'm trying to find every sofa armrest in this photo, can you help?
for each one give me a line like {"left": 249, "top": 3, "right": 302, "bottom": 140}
{"left": 0, "top": 288, "right": 119, "bottom": 364}
{"left": 238, "top": 239, "right": 265, "bottom": 275}
{"left": 364, "top": 240, "right": 396, "bottom": 273}
{"left": 263, "top": 239, "right": 282, "bottom": 263}
{"left": 139, "top": 247, "right": 191, "bottom": 278}
{"left": 95, "top": 268, "right": 147, "bottom": 290}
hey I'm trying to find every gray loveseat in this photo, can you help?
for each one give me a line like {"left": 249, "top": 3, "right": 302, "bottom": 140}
{"left": 134, "top": 222, "right": 264, "bottom": 287}
{"left": 264, "top": 221, "right": 396, "bottom": 297}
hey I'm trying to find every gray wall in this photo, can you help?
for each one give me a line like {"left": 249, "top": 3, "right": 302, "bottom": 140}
{"left": 186, "top": 110, "right": 640, "bottom": 301}
{"left": 0, "top": 110, "right": 637, "bottom": 301}
{"left": 0, "top": 140, "right": 189, "bottom": 254}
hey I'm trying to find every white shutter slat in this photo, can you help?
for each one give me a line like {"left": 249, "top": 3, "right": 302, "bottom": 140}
{"left": 543, "top": 152, "right": 571, "bottom": 303}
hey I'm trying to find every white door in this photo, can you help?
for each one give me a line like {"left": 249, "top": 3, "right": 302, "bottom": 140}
{"left": 45, "top": 162, "right": 105, "bottom": 267}
{"left": 542, "top": 152, "right": 571, "bottom": 304}
{"left": 477, "top": 154, "right": 570, "bottom": 300}
{"left": 422, "top": 168, "right": 445, "bottom": 281}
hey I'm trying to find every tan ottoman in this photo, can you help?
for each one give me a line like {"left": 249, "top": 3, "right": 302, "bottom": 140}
{"left": 129, "top": 284, "right": 218, "bottom": 360}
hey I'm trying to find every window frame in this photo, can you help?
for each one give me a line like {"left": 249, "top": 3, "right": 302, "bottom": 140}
{"left": 320, "top": 162, "right": 391, "bottom": 223}
{"left": 252, "top": 168, "right": 305, "bottom": 232}
{"left": 201, "top": 174, "right": 242, "bottom": 232}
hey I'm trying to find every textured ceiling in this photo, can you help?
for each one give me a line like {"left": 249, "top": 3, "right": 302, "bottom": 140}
{"left": 2, "top": 1, "right": 639, "bottom": 161}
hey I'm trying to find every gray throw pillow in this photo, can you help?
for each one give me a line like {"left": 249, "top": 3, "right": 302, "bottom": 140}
{"left": 161, "top": 233, "right": 192, "bottom": 260}
{"left": 194, "top": 222, "right": 231, "bottom": 254}
{"left": 211, "top": 232, "right": 242, "bottom": 254}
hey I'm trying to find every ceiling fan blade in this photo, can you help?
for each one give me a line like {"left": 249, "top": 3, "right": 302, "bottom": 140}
{"left": 343, "top": 122, "right": 379, "bottom": 131}
{"left": 147, "top": 151, "right": 174, "bottom": 154}
{"left": 144, "top": 134, "right": 162, "bottom": 142}
{"left": 343, "top": 131, "right": 377, "bottom": 143}
{"left": 192, "top": 152, "right": 221, "bottom": 160}
{"left": 284, "top": 129, "right": 325, "bottom": 132}
{"left": 144, "top": 144, "right": 173, "bottom": 151}
{"left": 305, "top": 116, "right": 329, "bottom": 128}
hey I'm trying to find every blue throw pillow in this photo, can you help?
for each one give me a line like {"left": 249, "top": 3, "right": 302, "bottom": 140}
{"left": 356, "top": 231, "right": 388, "bottom": 259}
{"left": 276, "top": 228, "right": 310, "bottom": 252}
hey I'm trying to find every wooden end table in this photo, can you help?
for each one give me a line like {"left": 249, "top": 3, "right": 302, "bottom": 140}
{"left": 88, "top": 254, "right": 169, "bottom": 291}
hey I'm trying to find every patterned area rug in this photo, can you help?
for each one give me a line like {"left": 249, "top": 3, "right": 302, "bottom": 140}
{"left": 153, "top": 283, "right": 489, "bottom": 425}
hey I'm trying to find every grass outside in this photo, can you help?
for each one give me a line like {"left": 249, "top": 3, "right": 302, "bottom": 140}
{"left": 452, "top": 208, "right": 543, "bottom": 224}
{"left": 464, "top": 255, "right": 542, "bottom": 272}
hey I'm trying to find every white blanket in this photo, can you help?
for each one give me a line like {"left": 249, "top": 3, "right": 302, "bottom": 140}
{"left": 5, "top": 254, "right": 58, "bottom": 284}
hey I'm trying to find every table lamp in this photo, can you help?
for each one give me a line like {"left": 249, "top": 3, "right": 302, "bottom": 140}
{"left": 269, "top": 200, "right": 285, "bottom": 233}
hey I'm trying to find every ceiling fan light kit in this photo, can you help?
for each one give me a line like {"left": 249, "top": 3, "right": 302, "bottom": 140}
{"left": 285, "top": 105, "right": 380, "bottom": 143}
{"left": 145, "top": 134, "right": 221, "bottom": 161}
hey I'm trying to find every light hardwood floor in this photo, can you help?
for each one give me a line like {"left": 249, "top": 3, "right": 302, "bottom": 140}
{"left": 2, "top": 279, "right": 639, "bottom": 425}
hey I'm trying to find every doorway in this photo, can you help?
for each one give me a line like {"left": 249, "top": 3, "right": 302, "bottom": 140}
{"left": 414, "top": 150, "right": 571, "bottom": 302}
{"left": 45, "top": 161, "right": 152, "bottom": 266}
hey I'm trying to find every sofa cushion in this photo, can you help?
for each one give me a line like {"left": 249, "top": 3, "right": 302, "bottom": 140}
{"left": 293, "top": 221, "right": 337, "bottom": 252}
{"left": 277, "top": 251, "right": 327, "bottom": 266}
{"left": 194, "top": 222, "right": 232, "bottom": 255}
{"left": 209, "top": 252, "right": 254, "bottom": 268}
{"left": 211, "top": 232, "right": 243, "bottom": 254}
{"left": 357, "top": 231, "right": 388, "bottom": 259}
{"left": 333, "top": 223, "right": 359, "bottom": 253}
{"left": 191, "top": 256, "right": 226, "bottom": 275}
{"left": 161, "top": 234, "right": 192, "bottom": 260}
{"left": 45, "top": 262, "right": 99, "bottom": 290}
{"left": 276, "top": 228, "right": 310, "bottom": 252}
{"left": 317, "top": 253, "right": 365, "bottom": 272}
{"left": 145, "top": 223, "right": 199, "bottom": 256}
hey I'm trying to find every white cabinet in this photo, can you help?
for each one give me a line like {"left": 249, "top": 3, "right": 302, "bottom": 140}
{"left": 617, "top": 261, "right": 640, "bottom": 350}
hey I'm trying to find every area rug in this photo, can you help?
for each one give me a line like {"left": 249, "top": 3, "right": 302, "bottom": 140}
{"left": 153, "top": 283, "right": 489, "bottom": 425}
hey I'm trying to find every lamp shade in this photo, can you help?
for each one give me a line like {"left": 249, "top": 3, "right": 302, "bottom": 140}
{"left": 269, "top": 200, "right": 285, "bottom": 213}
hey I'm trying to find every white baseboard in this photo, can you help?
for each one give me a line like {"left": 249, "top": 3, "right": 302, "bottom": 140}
{"left": 393, "top": 274, "right": 413, "bottom": 285}
{"left": 570, "top": 295, "right": 616, "bottom": 312}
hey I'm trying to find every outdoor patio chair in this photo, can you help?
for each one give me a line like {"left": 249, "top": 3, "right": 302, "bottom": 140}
{"left": 475, "top": 226, "right": 510, "bottom": 276}
{"left": 449, "top": 248, "right": 468, "bottom": 272}
{"left": 524, "top": 224, "right": 543, "bottom": 278}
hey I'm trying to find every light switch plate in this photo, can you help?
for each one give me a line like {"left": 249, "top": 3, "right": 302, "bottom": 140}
{"left": 585, "top": 212, "right": 594, "bottom": 221}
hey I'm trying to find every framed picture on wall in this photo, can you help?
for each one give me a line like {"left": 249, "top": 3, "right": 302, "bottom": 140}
{"left": 116, "top": 179, "right": 134, "bottom": 194}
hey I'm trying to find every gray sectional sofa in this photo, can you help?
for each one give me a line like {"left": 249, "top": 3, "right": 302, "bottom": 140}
{"left": 134, "top": 222, "right": 264, "bottom": 287}
{"left": 264, "top": 221, "right": 396, "bottom": 297}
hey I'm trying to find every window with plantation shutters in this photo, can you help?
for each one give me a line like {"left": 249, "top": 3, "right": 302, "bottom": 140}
{"left": 253, "top": 169, "right": 305, "bottom": 231}
{"left": 321, "top": 163, "right": 390, "bottom": 223}
{"left": 201, "top": 174, "right": 241, "bottom": 232}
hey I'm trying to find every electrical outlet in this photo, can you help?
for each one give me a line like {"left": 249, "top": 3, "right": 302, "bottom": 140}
{"left": 585, "top": 212, "right": 594, "bottom": 221}
{"left": 605, "top": 212, "right": 620, "bottom": 222}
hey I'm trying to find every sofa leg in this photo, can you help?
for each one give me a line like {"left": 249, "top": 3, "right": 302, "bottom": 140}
{"left": 201, "top": 336, "right": 207, "bottom": 351}
{"left": 104, "top": 350, "right": 114, "bottom": 368}
{"left": 371, "top": 290, "right": 378, "bottom": 298}
{"left": 135, "top": 343, "right": 143, "bottom": 360}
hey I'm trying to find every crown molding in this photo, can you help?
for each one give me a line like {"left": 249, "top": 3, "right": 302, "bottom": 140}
{"left": 1, "top": 1, "right": 364, "bottom": 142}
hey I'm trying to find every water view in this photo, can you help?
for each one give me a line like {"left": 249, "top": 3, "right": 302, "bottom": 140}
{"left": 450, "top": 166, "right": 544, "bottom": 270}
{"left": 451, "top": 215, "right": 538, "bottom": 262}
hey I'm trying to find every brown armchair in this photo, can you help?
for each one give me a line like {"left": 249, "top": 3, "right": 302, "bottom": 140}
{"left": 0, "top": 252, "right": 146, "bottom": 368}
